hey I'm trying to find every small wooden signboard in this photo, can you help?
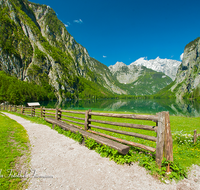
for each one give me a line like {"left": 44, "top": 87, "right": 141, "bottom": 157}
{"left": 27, "top": 102, "right": 40, "bottom": 107}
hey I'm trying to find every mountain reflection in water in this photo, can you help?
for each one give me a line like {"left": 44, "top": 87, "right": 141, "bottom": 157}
{"left": 40, "top": 99, "right": 200, "bottom": 117}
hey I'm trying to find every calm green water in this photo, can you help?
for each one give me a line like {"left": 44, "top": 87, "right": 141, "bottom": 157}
{"left": 39, "top": 99, "right": 200, "bottom": 117}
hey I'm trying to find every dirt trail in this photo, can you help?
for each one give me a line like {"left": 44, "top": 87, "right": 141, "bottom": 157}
{"left": 3, "top": 112, "right": 200, "bottom": 190}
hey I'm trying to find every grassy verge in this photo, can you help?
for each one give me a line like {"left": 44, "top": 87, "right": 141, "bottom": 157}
{"left": 0, "top": 112, "right": 30, "bottom": 190}
{"left": 1, "top": 110, "right": 200, "bottom": 182}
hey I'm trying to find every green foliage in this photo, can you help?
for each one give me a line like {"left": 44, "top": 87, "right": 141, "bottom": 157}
{"left": 185, "top": 37, "right": 200, "bottom": 51}
{"left": 0, "top": 71, "right": 56, "bottom": 104}
{"left": 0, "top": 7, "right": 33, "bottom": 65}
{"left": 0, "top": 113, "right": 30, "bottom": 189}
{"left": 84, "top": 138, "right": 187, "bottom": 181}
{"left": 151, "top": 81, "right": 176, "bottom": 99}
{"left": 184, "top": 87, "right": 200, "bottom": 101}
{"left": 78, "top": 78, "right": 114, "bottom": 99}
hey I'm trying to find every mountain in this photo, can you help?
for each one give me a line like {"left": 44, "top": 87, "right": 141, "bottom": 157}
{"left": 109, "top": 62, "right": 172, "bottom": 95}
{"left": 155, "top": 37, "right": 200, "bottom": 100}
{"left": 130, "top": 57, "right": 181, "bottom": 81}
{"left": 0, "top": 0, "right": 125, "bottom": 101}
{"left": 0, "top": 0, "right": 178, "bottom": 100}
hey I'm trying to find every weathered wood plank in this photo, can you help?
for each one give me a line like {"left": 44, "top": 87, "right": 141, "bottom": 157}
{"left": 44, "top": 115, "right": 55, "bottom": 118}
{"left": 43, "top": 108, "right": 56, "bottom": 111}
{"left": 23, "top": 107, "right": 33, "bottom": 109}
{"left": 61, "top": 110, "right": 85, "bottom": 114}
{"left": 56, "top": 108, "right": 58, "bottom": 120}
{"left": 156, "top": 112, "right": 165, "bottom": 167}
{"left": 88, "top": 124, "right": 157, "bottom": 142}
{"left": 63, "top": 121, "right": 83, "bottom": 129}
{"left": 45, "top": 118, "right": 130, "bottom": 155}
{"left": 45, "top": 111, "right": 56, "bottom": 115}
{"left": 61, "top": 118, "right": 84, "bottom": 125}
{"left": 23, "top": 111, "right": 32, "bottom": 113}
{"left": 89, "top": 112, "right": 158, "bottom": 121}
{"left": 164, "top": 111, "right": 173, "bottom": 162}
{"left": 62, "top": 115, "right": 85, "bottom": 121}
{"left": 89, "top": 118, "right": 157, "bottom": 131}
{"left": 89, "top": 130, "right": 156, "bottom": 152}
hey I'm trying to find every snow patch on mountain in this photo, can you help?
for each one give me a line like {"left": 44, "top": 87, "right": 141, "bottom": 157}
{"left": 130, "top": 57, "right": 181, "bottom": 81}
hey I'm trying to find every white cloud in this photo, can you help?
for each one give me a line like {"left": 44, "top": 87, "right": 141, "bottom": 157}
{"left": 103, "top": 55, "right": 107, "bottom": 58}
{"left": 74, "top": 19, "right": 83, "bottom": 24}
{"left": 180, "top": 53, "right": 184, "bottom": 61}
{"left": 64, "top": 22, "right": 71, "bottom": 27}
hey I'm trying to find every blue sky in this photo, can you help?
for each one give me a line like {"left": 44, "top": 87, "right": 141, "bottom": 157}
{"left": 30, "top": 0, "right": 200, "bottom": 66}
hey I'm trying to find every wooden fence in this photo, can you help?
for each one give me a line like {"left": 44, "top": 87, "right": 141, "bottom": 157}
{"left": 0, "top": 104, "right": 173, "bottom": 167}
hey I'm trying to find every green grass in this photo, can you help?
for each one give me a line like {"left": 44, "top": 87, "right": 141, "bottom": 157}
{"left": 170, "top": 115, "right": 200, "bottom": 167}
{"left": 0, "top": 113, "right": 30, "bottom": 190}
{"left": 2, "top": 109, "right": 200, "bottom": 182}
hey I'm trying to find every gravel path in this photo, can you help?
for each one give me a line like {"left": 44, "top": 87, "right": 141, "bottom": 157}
{"left": 3, "top": 112, "right": 200, "bottom": 190}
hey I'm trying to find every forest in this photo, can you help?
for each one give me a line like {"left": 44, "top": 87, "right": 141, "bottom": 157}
{"left": 0, "top": 71, "right": 56, "bottom": 104}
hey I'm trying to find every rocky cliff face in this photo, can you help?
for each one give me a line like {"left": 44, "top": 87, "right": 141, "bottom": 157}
{"left": 0, "top": 0, "right": 126, "bottom": 100}
{"left": 169, "top": 38, "right": 200, "bottom": 99}
{"left": 109, "top": 62, "right": 143, "bottom": 84}
{"left": 109, "top": 61, "right": 172, "bottom": 95}
{"left": 130, "top": 57, "right": 181, "bottom": 81}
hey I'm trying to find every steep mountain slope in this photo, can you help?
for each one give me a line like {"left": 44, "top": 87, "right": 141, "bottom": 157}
{"left": 130, "top": 57, "right": 181, "bottom": 81}
{"left": 109, "top": 62, "right": 172, "bottom": 95}
{"left": 0, "top": 0, "right": 181, "bottom": 100}
{"left": 155, "top": 37, "right": 200, "bottom": 100}
{"left": 0, "top": 0, "right": 124, "bottom": 100}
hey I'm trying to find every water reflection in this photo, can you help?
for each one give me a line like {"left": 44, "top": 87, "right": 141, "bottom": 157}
{"left": 40, "top": 99, "right": 200, "bottom": 117}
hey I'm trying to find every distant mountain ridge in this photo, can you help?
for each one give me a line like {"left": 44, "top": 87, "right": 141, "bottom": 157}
{"left": 108, "top": 62, "right": 172, "bottom": 95}
{"left": 130, "top": 57, "right": 181, "bottom": 81}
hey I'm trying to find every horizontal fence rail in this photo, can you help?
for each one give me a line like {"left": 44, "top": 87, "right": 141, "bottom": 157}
{"left": 0, "top": 104, "right": 173, "bottom": 167}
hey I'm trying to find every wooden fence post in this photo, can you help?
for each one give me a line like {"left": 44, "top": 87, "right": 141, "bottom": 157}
{"left": 40, "top": 106, "right": 43, "bottom": 118}
{"left": 31, "top": 107, "right": 35, "bottom": 117}
{"left": 156, "top": 111, "right": 173, "bottom": 168}
{"left": 55, "top": 108, "right": 58, "bottom": 120}
{"left": 3, "top": 103, "right": 5, "bottom": 110}
{"left": 164, "top": 111, "right": 173, "bottom": 173}
{"left": 21, "top": 106, "right": 24, "bottom": 114}
{"left": 156, "top": 112, "right": 165, "bottom": 167}
{"left": 58, "top": 108, "right": 62, "bottom": 120}
{"left": 84, "top": 109, "right": 91, "bottom": 130}
{"left": 164, "top": 111, "right": 173, "bottom": 161}
{"left": 43, "top": 107, "right": 45, "bottom": 118}
{"left": 194, "top": 130, "right": 197, "bottom": 144}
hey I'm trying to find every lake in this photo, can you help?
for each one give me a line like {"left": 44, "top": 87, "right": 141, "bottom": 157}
{"left": 39, "top": 99, "right": 200, "bottom": 117}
